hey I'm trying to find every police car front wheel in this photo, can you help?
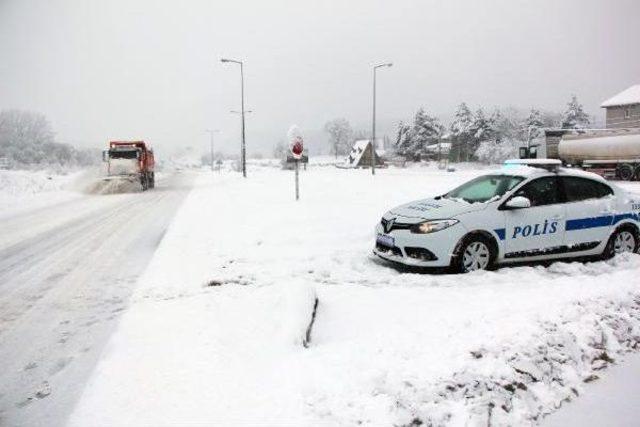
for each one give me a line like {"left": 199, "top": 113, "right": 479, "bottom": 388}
{"left": 452, "top": 235, "right": 496, "bottom": 273}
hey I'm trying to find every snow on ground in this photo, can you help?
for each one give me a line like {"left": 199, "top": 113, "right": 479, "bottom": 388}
{"left": 543, "top": 352, "right": 640, "bottom": 427}
{"left": 0, "top": 169, "right": 85, "bottom": 217}
{"left": 69, "top": 163, "right": 640, "bottom": 426}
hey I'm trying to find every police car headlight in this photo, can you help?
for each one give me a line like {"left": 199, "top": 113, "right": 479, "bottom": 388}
{"left": 410, "top": 219, "right": 459, "bottom": 234}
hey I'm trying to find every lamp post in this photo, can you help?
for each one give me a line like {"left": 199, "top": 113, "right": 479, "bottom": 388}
{"left": 221, "top": 58, "right": 247, "bottom": 178}
{"left": 205, "top": 129, "right": 219, "bottom": 171}
{"left": 371, "top": 62, "right": 393, "bottom": 175}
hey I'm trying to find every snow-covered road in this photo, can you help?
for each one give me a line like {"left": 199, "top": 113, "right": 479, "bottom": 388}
{"left": 0, "top": 172, "right": 193, "bottom": 426}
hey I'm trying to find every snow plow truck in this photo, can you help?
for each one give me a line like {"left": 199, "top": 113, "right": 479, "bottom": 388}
{"left": 102, "top": 141, "right": 155, "bottom": 190}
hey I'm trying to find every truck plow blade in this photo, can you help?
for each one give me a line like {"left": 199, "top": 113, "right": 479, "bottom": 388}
{"left": 85, "top": 176, "right": 142, "bottom": 194}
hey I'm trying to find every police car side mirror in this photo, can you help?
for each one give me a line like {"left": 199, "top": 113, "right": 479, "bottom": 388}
{"left": 505, "top": 196, "right": 531, "bottom": 209}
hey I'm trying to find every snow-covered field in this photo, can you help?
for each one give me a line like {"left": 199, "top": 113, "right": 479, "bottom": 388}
{"left": 65, "top": 163, "right": 640, "bottom": 426}
{"left": 0, "top": 169, "right": 84, "bottom": 217}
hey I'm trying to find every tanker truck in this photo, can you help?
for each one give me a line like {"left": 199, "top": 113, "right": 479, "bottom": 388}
{"left": 102, "top": 141, "right": 155, "bottom": 190}
{"left": 520, "top": 128, "right": 640, "bottom": 181}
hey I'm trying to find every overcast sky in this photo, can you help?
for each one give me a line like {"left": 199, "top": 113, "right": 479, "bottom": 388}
{"left": 1, "top": 0, "right": 639, "bottom": 157}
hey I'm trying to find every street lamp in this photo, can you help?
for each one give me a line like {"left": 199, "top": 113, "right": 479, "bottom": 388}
{"left": 205, "top": 129, "right": 219, "bottom": 171}
{"left": 371, "top": 62, "right": 393, "bottom": 175}
{"left": 221, "top": 58, "right": 247, "bottom": 178}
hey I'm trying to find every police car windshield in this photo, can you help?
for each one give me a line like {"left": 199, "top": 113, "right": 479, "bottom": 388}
{"left": 444, "top": 175, "right": 524, "bottom": 203}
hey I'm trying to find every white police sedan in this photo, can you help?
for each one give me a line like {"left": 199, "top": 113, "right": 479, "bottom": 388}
{"left": 374, "top": 160, "right": 640, "bottom": 273}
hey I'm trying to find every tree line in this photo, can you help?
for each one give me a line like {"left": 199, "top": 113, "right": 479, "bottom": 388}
{"left": 396, "top": 95, "right": 590, "bottom": 164}
{"left": 319, "top": 95, "right": 591, "bottom": 164}
{"left": 0, "top": 110, "right": 98, "bottom": 170}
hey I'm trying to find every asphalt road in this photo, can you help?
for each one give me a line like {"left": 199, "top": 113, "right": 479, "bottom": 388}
{"left": 0, "top": 173, "right": 192, "bottom": 427}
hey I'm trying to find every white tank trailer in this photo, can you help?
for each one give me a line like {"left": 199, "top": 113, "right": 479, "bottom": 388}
{"left": 558, "top": 130, "right": 640, "bottom": 180}
{"left": 520, "top": 129, "right": 640, "bottom": 181}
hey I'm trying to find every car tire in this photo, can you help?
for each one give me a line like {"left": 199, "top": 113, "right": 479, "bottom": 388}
{"left": 451, "top": 234, "right": 496, "bottom": 273}
{"left": 602, "top": 225, "right": 639, "bottom": 259}
{"left": 617, "top": 163, "right": 635, "bottom": 181}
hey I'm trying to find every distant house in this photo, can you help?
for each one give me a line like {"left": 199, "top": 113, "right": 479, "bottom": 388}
{"left": 337, "top": 140, "right": 384, "bottom": 169}
{"left": 600, "top": 85, "right": 640, "bottom": 129}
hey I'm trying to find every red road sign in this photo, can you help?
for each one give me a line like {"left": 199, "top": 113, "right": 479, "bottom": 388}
{"left": 291, "top": 136, "right": 303, "bottom": 159}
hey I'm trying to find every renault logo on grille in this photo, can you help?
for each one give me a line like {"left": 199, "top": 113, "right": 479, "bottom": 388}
{"left": 384, "top": 218, "right": 395, "bottom": 233}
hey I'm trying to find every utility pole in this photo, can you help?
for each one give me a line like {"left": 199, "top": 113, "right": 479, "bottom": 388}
{"left": 221, "top": 58, "right": 247, "bottom": 177}
{"left": 205, "top": 129, "right": 219, "bottom": 171}
{"left": 371, "top": 62, "right": 393, "bottom": 175}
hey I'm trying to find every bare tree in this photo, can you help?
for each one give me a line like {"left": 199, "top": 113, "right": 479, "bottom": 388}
{"left": 272, "top": 139, "right": 288, "bottom": 159}
{"left": 324, "top": 118, "right": 353, "bottom": 159}
{"left": 0, "top": 109, "right": 95, "bottom": 168}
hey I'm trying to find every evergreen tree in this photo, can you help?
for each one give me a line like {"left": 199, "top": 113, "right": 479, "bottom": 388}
{"left": 449, "top": 103, "right": 473, "bottom": 162}
{"left": 469, "top": 108, "right": 492, "bottom": 160}
{"left": 489, "top": 109, "right": 503, "bottom": 142}
{"left": 394, "top": 121, "right": 413, "bottom": 158}
{"left": 523, "top": 108, "right": 545, "bottom": 141}
{"left": 411, "top": 108, "right": 444, "bottom": 158}
{"left": 394, "top": 109, "right": 443, "bottom": 160}
{"left": 561, "top": 95, "right": 590, "bottom": 129}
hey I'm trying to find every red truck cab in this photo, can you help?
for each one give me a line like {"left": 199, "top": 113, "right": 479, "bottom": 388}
{"left": 104, "top": 141, "right": 155, "bottom": 190}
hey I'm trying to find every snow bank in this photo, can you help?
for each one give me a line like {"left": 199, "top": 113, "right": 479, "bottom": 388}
{"left": 0, "top": 169, "right": 84, "bottom": 217}
{"left": 69, "top": 165, "right": 640, "bottom": 426}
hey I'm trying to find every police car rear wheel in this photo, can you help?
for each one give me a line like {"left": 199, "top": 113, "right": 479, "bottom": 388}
{"left": 453, "top": 236, "right": 495, "bottom": 273}
{"left": 614, "top": 230, "right": 636, "bottom": 254}
{"left": 603, "top": 226, "right": 639, "bottom": 259}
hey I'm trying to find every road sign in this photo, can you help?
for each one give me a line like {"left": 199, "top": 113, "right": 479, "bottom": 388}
{"left": 287, "top": 125, "right": 304, "bottom": 201}
{"left": 291, "top": 136, "right": 303, "bottom": 160}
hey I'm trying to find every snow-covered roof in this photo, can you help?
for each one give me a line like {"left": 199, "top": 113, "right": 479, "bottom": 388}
{"left": 424, "top": 142, "right": 451, "bottom": 153}
{"left": 339, "top": 140, "right": 370, "bottom": 168}
{"left": 600, "top": 85, "right": 640, "bottom": 108}
{"left": 338, "top": 139, "right": 384, "bottom": 168}
{"left": 352, "top": 140, "right": 369, "bottom": 151}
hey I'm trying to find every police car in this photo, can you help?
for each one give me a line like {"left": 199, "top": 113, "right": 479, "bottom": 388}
{"left": 374, "top": 159, "right": 640, "bottom": 273}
